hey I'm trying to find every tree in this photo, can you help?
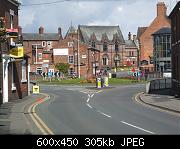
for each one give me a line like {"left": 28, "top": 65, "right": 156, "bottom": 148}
{"left": 55, "top": 63, "right": 70, "bottom": 75}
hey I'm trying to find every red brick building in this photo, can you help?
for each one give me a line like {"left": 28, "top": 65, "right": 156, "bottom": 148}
{"left": 169, "top": 1, "right": 180, "bottom": 96}
{"left": 137, "top": 2, "right": 171, "bottom": 71}
{"left": 22, "top": 26, "right": 63, "bottom": 76}
{"left": 0, "top": 0, "right": 29, "bottom": 104}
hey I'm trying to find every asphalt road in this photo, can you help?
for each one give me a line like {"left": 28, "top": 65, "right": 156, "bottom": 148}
{"left": 36, "top": 84, "right": 180, "bottom": 134}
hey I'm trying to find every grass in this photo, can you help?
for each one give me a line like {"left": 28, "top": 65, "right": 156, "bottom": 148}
{"left": 37, "top": 77, "right": 145, "bottom": 85}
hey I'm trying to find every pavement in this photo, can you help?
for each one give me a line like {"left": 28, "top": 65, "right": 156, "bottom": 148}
{"left": 0, "top": 94, "right": 45, "bottom": 134}
{"left": 139, "top": 89, "right": 180, "bottom": 114}
{"left": 0, "top": 88, "right": 179, "bottom": 134}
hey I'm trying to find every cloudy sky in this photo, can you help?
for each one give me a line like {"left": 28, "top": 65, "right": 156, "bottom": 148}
{"left": 18, "top": 0, "right": 177, "bottom": 39}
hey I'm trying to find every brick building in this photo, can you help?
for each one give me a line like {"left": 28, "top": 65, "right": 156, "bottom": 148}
{"left": 22, "top": 26, "right": 63, "bottom": 76}
{"left": 0, "top": 0, "right": 29, "bottom": 104}
{"left": 137, "top": 2, "right": 171, "bottom": 71}
{"left": 169, "top": 1, "right": 180, "bottom": 96}
{"left": 79, "top": 25, "right": 124, "bottom": 71}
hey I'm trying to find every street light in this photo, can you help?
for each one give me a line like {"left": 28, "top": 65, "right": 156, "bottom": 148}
{"left": 114, "top": 54, "right": 120, "bottom": 72}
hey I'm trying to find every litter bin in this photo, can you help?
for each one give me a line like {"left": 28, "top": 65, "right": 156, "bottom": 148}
{"left": 112, "top": 73, "right": 116, "bottom": 78}
{"left": 96, "top": 78, "right": 101, "bottom": 88}
{"left": 104, "top": 77, "right": 109, "bottom": 87}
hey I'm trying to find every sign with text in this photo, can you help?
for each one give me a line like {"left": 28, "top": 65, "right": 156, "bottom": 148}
{"left": 53, "top": 48, "right": 68, "bottom": 55}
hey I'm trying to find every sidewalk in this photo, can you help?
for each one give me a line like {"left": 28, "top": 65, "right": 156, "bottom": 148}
{"left": 139, "top": 90, "right": 180, "bottom": 114}
{"left": 0, "top": 94, "right": 45, "bottom": 134}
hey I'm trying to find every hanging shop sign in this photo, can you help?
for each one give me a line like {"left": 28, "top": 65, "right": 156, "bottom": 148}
{"left": 9, "top": 46, "right": 24, "bottom": 58}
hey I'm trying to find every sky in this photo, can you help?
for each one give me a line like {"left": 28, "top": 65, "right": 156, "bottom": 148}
{"left": 18, "top": 0, "right": 178, "bottom": 39}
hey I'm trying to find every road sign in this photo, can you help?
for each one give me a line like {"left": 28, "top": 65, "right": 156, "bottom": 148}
{"left": 33, "top": 85, "right": 40, "bottom": 94}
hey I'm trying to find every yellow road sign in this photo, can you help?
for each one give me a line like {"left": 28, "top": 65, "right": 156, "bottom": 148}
{"left": 33, "top": 85, "right": 40, "bottom": 94}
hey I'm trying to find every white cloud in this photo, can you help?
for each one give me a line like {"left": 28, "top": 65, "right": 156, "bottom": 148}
{"left": 19, "top": 0, "right": 175, "bottom": 39}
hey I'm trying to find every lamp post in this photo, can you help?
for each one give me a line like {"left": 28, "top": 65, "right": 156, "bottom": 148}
{"left": 114, "top": 54, "right": 120, "bottom": 73}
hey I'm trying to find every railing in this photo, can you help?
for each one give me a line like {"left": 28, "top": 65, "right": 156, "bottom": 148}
{"left": 149, "top": 78, "right": 172, "bottom": 92}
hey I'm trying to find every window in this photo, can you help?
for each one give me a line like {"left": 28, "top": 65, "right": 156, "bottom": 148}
{"left": 103, "top": 42, "right": 108, "bottom": 52}
{"left": 92, "top": 41, "right": 96, "bottom": 48}
{"left": 47, "top": 41, "right": 52, "bottom": 48}
{"left": 102, "top": 57, "right": 108, "bottom": 65}
{"left": 68, "top": 55, "right": 74, "bottom": 64}
{"left": 38, "top": 53, "right": 42, "bottom": 59}
{"left": 115, "top": 43, "right": 119, "bottom": 52}
{"left": 69, "top": 68, "right": 74, "bottom": 75}
{"left": 42, "top": 41, "right": 46, "bottom": 47}
{"left": 21, "top": 60, "right": 27, "bottom": 82}
{"left": 36, "top": 67, "right": 42, "bottom": 75}
{"left": 68, "top": 42, "right": 73, "bottom": 47}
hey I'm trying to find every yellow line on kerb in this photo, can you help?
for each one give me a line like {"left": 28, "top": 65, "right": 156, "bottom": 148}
{"left": 28, "top": 94, "right": 54, "bottom": 135}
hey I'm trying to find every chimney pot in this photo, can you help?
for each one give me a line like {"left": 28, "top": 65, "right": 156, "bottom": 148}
{"left": 39, "top": 26, "right": 44, "bottom": 34}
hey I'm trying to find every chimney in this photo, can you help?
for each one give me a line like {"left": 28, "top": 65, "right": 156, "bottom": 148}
{"left": 157, "top": 2, "right": 167, "bottom": 17}
{"left": 39, "top": 26, "right": 44, "bottom": 34}
{"left": 58, "top": 27, "right": 62, "bottom": 36}
{"left": 128, "top": 32, "right": 132, "bottom": 40}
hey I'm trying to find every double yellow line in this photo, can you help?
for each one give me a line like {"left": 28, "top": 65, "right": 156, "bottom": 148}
{"left": 28, "top": 94, "right": 54, "bottom": 135}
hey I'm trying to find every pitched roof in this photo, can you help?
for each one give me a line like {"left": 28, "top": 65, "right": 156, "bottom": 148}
{"left": 152, "top": 27, "right": 171, "bottom": 35}
{"left": 22, "top": 33, "right": 60, "bottom": 41}
{"left": 65, "top": 25, "right": 77, "bottom": 38}
{"left": 125, "top": 40, "right": 137, "bottom": 48}
{"left": 79, "top": 25, "right": 125, "bottom": 44}
{"left": 137, "top": 27, "right": 147, "bottom": 39}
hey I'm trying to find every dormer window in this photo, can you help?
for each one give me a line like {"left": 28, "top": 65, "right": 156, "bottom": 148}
{"left": 103, "top": 42, "right": 108, "bottom": 52}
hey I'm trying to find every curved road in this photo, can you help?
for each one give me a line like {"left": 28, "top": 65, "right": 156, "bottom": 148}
{"left": 35, "top": 84, "right": 179, "bottom": 134}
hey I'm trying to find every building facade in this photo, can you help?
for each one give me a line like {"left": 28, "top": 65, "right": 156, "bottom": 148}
{"left": 152, "top": 27, "right": 171, "bottom": 73}
{"left": 78, "top": 25, "right": 126, "bottom": 71}
{"left": 22, "top": 26, "right": 62, "bottom": 78}
{"left": 169, "top": 1, "right": 180, "bottom": 96}
{"left": 137, "top": 2, "right": 171, "bottom": 71}
{"left": 0, "top": 0, "right": 29, "bottom": 104}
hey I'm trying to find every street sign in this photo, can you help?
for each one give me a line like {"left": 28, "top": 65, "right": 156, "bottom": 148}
{"left": 6, "top": 28, "right": 18, "bottom": 38}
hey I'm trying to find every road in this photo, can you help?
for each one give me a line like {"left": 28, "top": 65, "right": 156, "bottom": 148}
{"left": 34, "top": 84, "right": 179, "bottom": 134}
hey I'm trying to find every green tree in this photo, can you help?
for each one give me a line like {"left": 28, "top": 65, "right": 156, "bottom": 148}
{"left": 55, "top": 63, "right": 70, "bottom": 75}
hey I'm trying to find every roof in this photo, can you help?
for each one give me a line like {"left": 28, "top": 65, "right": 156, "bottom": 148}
{"left": 125, "top": 40, "right": 137, "bottom": 48}
{"left": 78, "top": 25, "right": 125, "bottom": 44}
{"left": 152, "top": 27, "right": 171, "bottom": 35}
{"left": 137, "top": 27, "right": 147, "bottom": 39}
{"left": 22, "top": 33, "right": 60, "bottom": 41}
{"left": 65, "top": 25, "right": 77, "bottom": 38}
{"left": 169, "top": 1, "right": 180, "bottom": 18}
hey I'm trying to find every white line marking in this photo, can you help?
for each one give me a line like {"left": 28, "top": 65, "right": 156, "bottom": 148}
{"left": 87, "top": 97, "right": 90, "bottom": 103}
{"left": 121, "top": 121, "right": 155, "bottom": 134}
{"left": 80, "top": 91, "right": 88, "bottom": 94}
{"left": 88, "top": 94, "right": 90, "bottom": 97}
{"left": 86, "top": 103, "right": 92, "bottom": 109}
{"left": 91, "top": 94, "right": 94, "bottom": 98}
{"left": 98, "top": 111, "right": 112, "bottom": 118}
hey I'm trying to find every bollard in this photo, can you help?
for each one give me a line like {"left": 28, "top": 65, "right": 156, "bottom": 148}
{"left": 96, "top": 78, "right": 101, "bottom": 88}
{"left": 104, "top": 77, "right": 109, "bottom": 87}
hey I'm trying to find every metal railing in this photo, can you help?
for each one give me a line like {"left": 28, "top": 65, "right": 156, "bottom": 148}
{"left": 149, "top": 78, "right": 172, "bottom": 92}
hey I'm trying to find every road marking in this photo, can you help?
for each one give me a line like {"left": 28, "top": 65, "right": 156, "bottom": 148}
{"left": 91, "top": 94, "right": 94, "bottom": 98}
{"left": 121, "top": 121, "right": 155, "bottom": 134}
{"left": 98, "top": 111, "right": 112, "bottom": 118}
{"left": 96, "top": 90, "right": 103, "bottom": 93}
{"left": 80, "top": 91, "right": 88, "bottom": 94}
{"left": 86, "top": 103, "right": 92, "bottom": 109}
{"left": 28, "top": 95, "right": 54, "bottom": 135}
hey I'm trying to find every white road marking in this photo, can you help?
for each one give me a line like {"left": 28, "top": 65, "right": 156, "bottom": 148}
{"left": 121, "top": 121, "right": 155, "bottom": 134}
{"left": 91, "top": 94, "right": 94, "bottom": 98}
{"left": 80, "top": 91, "right": 88, "bottom": 94}
{"left": 98, "top": 111, "right": 112, "bottom": 118}
{"left": 86, "top": 103, "right": 92, "bottom": 109}
{"left": 87, "top": 97, "right": 90, "bottom": 103}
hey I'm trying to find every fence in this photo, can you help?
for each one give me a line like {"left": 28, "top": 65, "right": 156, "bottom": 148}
{"left": 149, "top": 78, "right": 172, "bottom": 92}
